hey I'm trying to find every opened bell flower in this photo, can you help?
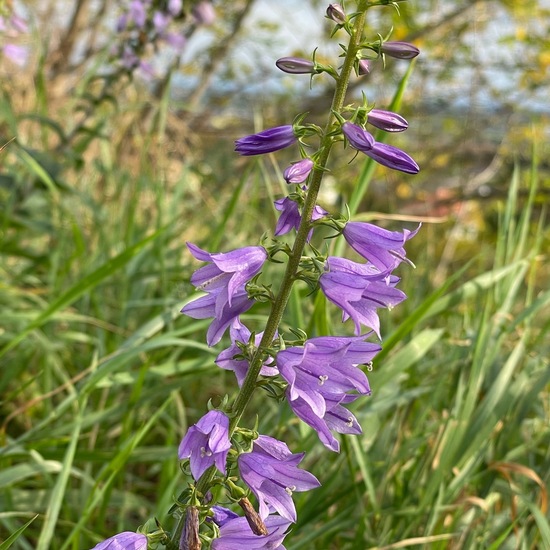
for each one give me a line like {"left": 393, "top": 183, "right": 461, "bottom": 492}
{"left": 283, "top": 158, "right": 314, "bottom": 184}
{"left": 215, "top": 318, "right": 278, "bottom": 387}
{"left": 319, "top": 257, "right": 407, "bottom": 338}
{"left": 276, "top": 57, "right": 316, "bottom": 74}
{"left": 363, "top": 142, "right": 420, "bottom": 174}
{"left": 380, "top": 41, "right": 420, "bottom": 59}
{"left": 91, "top": 531, "right": 147, "bottom": 550}
{"left": 277, "top": 336, "right": 379, "bottom": 451}
{"left": 211, "top": 506, "right": 292, "bottom": 549}
{"left": 178, "top": 410, "right": 231, "bottom": 481}
{"left": 235, "top": 125, "right": 297, "bottom": 156}
{"left": 181, "top": 242, "right": 267, "bottom": 345}
{"left": 343, "top": 221, "right": 420, "bottom": 271}
{"left": 238, "top": 435, "right": 320, "bottom": 522}
{"left": 367, "top": 109, "right": 408, "bottom": 132}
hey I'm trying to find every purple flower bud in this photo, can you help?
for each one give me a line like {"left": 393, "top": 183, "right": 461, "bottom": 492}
{"left": 380, "top": 41, "right": 420, "bottom": 60}
{"left": 235, "top": 125, "right": 297, "bottom": 156}
{"left": 91, "top": 532, "right": 147, "bottom": 550}
{"left": 358, "top": 59, "right": 371, "bottom": 75}
{"left": 276, "top": 57, "right": 316, "bottom": 74}
{"left": 341, "top": 122, "right": 375, "bottom": 152}
{"left": 178, "top": 410, "right": 231, "bottom": 481}
{"left": 364, "top": 142, "right": 420, "bottom": 174}
{"left": 326, "top": 3, "right": 346, "bottom": 23}
{"left": 367, "top": 109, "right": 408, "bottom": 132}
{"left": 192, "top": 1, "right": 216, "bottom": 26}
{"left": 283, "top": 158, "right": 314, "bottom": 183}
{"left": 274, "top": 197, "right": 327, "bottom": 242}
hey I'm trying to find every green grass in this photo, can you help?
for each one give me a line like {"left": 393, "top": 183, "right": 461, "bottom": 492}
{"left": 1, "top": 82, "right": 549, "bottom": 550}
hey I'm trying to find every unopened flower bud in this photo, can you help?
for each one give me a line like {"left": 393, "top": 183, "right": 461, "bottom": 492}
{"left": 326, "top": 3, "right": 346, "bottom": 24}
{"left": 276, "top": 57, "right": 316, "bottom": 74}
{"left": 380, "top": 41, "right": 420, "bottom": 59}
{"left": 283, "top": 158, "right": 314, "bottom": 184}
{"left": 358, "top": 59, "right": 371, "bottom": 75}
{"left": 238, "top": 497, "right": 268, "bottom": 536}
{"left": 180, "top": 506, "right": 201, "bottom": 550}
{"left": 367, "top": 109, "right": 408, "bottom": 132}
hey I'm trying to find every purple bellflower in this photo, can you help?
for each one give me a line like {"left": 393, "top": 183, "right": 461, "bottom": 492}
{"left": 211, "top": 506, "right": 291, "bottom": 550}
{"left": 343, "top": 221, "right": 420, "bottom": 271}
{"left": 181, "top": 243, "right": 267, "bottom": 345}
{"left": 215, "top": 318, "right": 278, "bottom": 386}
{"left": 326, "top": 4, "right": 346, "bottom": 24}
{"left": 380, "top": 41, "right": 420, "bottom": 59}
{"left": 91, "top": 531, "right": 147, "bottom": 550}
{"left": 341, "top": 122, "right": 374, "bottom": 152}
{"left": 178, "top": 410, "right": 231, "bottom": 481}
{"left": 367, "top": 109, "right": 408, "bottom": 132}
{"left": 276, "top": 57, "right": 316, "bottom": 74}
{"left": 358, "top": 59, "right": 371, "bottom": 75}
{"left": 283, "top": 158, "right": 314, "bottom": 184}
{"left": 235, "top": 125, "right": 297, "bottom": 156}
{"left": 319, "top": 257, "right": 407, "bottom": 338}
{"left": 238, "top": 435, "right": 320, "bottom": 522}
{"left": 277, "top": 336, "right": 380, "bottom": 451}
{"left": 274, "top": 197, "right": 328, "bottom": 242}
{"left": 363, "top": 142, "right": 420, "bottom": 174}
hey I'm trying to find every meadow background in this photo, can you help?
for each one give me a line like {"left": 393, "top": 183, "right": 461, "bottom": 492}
{"left": 0, "top": 0, "right": 549, "bottom": 548}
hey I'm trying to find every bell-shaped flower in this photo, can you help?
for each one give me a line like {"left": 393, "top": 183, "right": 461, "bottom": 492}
{"left": 363, "top": 142, "right": 420, "bottom": 174}
{"left": 181, "top": 243, "right": 267, "bottom": 346}
{"left": 91, "top": 532, "right": 147, "bottom": 550}
{"left": 215, "top": 318, "right": 278, "bottom": 386}
{"left": 319, "top": 257, "right": 406, "bottom": 338}
{"left": 178, "top": 410, "right": 231, "bottom": 481}
{"left": 283, "top": 158, "right": 314, "bottom": 184}
{"left": 343, "top": 221, "right": 420, "bottom": 271}
{"left": 277, "top": 336, "right": 379, "bottom": 451}
{"left": 274, "top": 197, "right": 328, "bottom": 242}
{"left": 380, "top": 41, "right": 420, "bottom": 59}
{"left": 367, "top": 109, "right": 408, "bottom": 132}
{"left": 235, "top": 125, "right": 297, "bottom": 156}
{"left": 238, "top": 435, "right": 320, "bottom": 522}
{"left": 326, "top": 3, "right": 346, "bottom": 23}
{"left": 211, "top": 506, "right": 292, "bottom": 550}
{"left": 276, "top": 57, "right": 316, "bottom": 74}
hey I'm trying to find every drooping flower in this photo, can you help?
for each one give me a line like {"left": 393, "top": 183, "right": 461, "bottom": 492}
{"left": 277, "top": 336, "right": 379, "bottom": 451}
{"left": 341, "top": 122, "right": 375, "bottom": 152}
{"left": 283, "top": 158, "right": 314, "bottom": 184}
{"left": 367, "top": 109, "right": 408, "bottom": 132}
{"left": 380, "top": 41, "right": 420, "bottom": 59}
{"left": 274, "top": 197, "right": 327, "bottom": 241}
{"left": 363, "top": 142, "right": 420, "bottom": 174}
{"left": 91, "top": 531, "right": 148, "bottom": 550}
{"left": 178, "top": 410, "right": 231, "bottom": 481}
{"left": 276, "top": 57, "right": 316, "bottom": 74}
{"left": 211, "top": 506, "right": 292, "bottom": 550}
{"left": 235, "top": 125, "right": 297, "bottom": 156}
{"left": 238, "top": 435, "right": 320, "bottom": 522}
{"left": 326, "top": 3, "right": 346, "bottom": 24}
{"left": 319, "top": 257, "right": 407, "bottom": 338}
{"left": 215, "top": 318, "right": 278, "bottom": 387}
{"left": 342, "top": 221, "right": 420, "bottom": 271}
{"left": 181, "top": 243, "right": 267, "bottom": 345}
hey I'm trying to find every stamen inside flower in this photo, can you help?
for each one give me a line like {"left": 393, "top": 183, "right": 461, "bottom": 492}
{"left": 318, "top": 374, "right": 328, "bottom": 385}
{"left": 200, "top": 446, "right": 213, "bottom": 458}
{"left": 346, "top": 417, "right": 354, "bottom": 427}
{"left": 285, "top": 485, "right": 297, "bottom": 495}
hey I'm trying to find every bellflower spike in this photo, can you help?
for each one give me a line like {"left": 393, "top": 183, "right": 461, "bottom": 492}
{"left": 277, "top": 336, "right": 379, "bottom": 451}
{"left": 367, "top": 109, "right": 408, "bottom": 132}
{"left": 91, "top": 531, "right": 147, "bottom": 550}
{"left": 181, "top": 243, "right": 267, "bottom": 345}
{"left": 238, "top": 435, "right": 320, "bottom": 522}
{"left": 178, "top": 410, "right": 231, "bottom": 481}
{"left": 283, "top": 158, "right": 314, "bottom": 184}
{"left": 276, "top": 57, "right": 316, "bottom": 74}
{"left": 235, "top": 125, "right": 297, "bottom": 156}
{"left": 216, "top": 318, "right": 278, "bottom": 386}
{"left": 380, "top": 41, "right": 420, "bottom": 59}
{"left": 274, "top": 198, "right": 328, "bottom": 242}
{"left": 343, "top": 221, "right": 420, "bottom": 271}
{"left": 341, "top": 122, "right": 375, "bottom": 152}
{"left": 364, "top": 142, "right": 420, "bottom": 174}
{"left": 319, "top": 257, "right": 407, "bottom": 338}
{"left": 211, "top": 507, "right": 292, "bottom": 550}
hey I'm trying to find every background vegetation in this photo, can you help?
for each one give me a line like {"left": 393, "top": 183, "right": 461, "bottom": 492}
{"left": 1, "top": 0, "right": 549, "bottom": 548}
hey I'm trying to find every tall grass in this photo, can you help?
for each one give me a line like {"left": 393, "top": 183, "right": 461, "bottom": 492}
{"left": 1, "top": 77, "right": 549, "bottom": 550}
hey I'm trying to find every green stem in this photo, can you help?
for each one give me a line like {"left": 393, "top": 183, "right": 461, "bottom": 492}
{"left": 169, "top": 7, "right": 368, "bottom": 547}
